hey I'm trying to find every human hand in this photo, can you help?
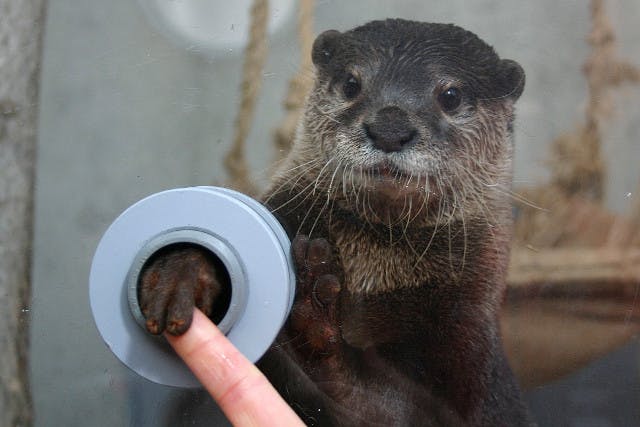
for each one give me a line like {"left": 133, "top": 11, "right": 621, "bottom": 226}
{"left": 165, "top": 309, "right": 304, "bottom": 427}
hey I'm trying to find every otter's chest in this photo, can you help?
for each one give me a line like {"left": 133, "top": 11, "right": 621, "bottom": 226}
{"left": 332, "top": 227, "right": 436, "bottom": 294}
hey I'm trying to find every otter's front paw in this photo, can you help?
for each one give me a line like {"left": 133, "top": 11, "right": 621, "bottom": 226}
{"left": 138, "top": 244, "right": 228, "bottom": 336}
{"left": 289, "top": 235, "right": 343, "bottom": 359}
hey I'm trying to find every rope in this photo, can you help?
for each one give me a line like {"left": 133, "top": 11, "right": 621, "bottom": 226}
{"left": 549, "top": 0, "right": 640, "bottom": 201}
{"left": 273, "top": 0, "right": 316, "bottom": 159}
{"left": 224, "top": 0, "right": 269, "bottom": 195}
{"left": 515, "top": 0, "right": 640, "bottom": 246}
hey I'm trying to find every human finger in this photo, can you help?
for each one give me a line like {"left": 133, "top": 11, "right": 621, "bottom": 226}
{"left": 165, "top": 309, "right": 304, "bottom": 427}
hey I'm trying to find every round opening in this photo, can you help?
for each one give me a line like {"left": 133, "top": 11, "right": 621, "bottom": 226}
{"left": 126, "top": 228, "right": 248, "bottom": 336}
{"left": 136, "top": 242, "right": 232, "bottom": 326}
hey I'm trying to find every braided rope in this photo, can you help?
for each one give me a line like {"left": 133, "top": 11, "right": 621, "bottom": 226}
{"left": 550, "top": 0, "right": 640, "bottom": 201}
{"left": 224, "top": 0, "right": 269, "bottom": 194}
{"left": 273, "top": 0, "right": 315, "bottom": 159}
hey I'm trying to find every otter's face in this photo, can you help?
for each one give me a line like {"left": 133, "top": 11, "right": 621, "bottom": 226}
{"left": 299, "top": 20, "right": 525, "bottom": 224}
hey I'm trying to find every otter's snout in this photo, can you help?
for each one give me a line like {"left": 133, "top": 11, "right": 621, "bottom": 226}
{"left": 364, "top": 106, "right": 417, "bottom": 153}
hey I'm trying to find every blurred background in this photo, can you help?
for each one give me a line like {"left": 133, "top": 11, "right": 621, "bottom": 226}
{"left": 30, "top": 0, "right": 639, "bottom": 425}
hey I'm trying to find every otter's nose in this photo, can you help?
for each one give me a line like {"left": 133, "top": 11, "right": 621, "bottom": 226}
{"left": 364, "top": 106, "right": 417, "bottom": 153}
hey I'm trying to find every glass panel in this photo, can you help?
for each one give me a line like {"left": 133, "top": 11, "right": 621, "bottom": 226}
{"left": 30, "top": 0, "right": 640, "bottom": 425}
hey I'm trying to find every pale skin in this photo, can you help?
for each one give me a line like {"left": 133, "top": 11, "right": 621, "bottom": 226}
{"left": 166, "top": 309, "right": 304, "bottom": 427}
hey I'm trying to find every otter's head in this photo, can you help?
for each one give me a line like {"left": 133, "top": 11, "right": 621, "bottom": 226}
{"left": 294, "top": 19, "right": 525, "bottom": 225}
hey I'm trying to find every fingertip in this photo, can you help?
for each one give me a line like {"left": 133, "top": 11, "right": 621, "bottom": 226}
{"left": 166, "top": 282, "right": 195, "bottom": 335}
{"left": 166, "top": 316, "right": 191, "bottom": 336}
{"left": 307, "top": 238, "right": 331, "bottom": 265}
{"left": 165, "top": 308, "right": 220, "bottom": 349}
{"left": 145, "top": 318, "right": 163, "bottom": 335}
{"left": 292, "top": 235, "right": 310, "bottom": 265}
{"left": 314, "top": 274, "right": 341, "bottom": 305}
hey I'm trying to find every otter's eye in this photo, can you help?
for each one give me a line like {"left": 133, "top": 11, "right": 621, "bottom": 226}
{"left": 438, "top": 87, "right": 462, "bottom": 112}
{"left": 342, "top": 74, "right": 361, "bottom": 99}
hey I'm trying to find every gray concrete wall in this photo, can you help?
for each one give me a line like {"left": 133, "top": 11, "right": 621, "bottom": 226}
{"left": 30, "top": 1, "right": 639, "bottom": 425}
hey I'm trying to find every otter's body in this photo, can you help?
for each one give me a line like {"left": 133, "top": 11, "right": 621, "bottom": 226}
{"left": 258, "top": 19, "right": 530, "bottom": 426}
{"left": 259, "top": 195, "right": 526, "bottom": 426}
{"left": 139, "top": 19, "right": 531, "bottom": 426}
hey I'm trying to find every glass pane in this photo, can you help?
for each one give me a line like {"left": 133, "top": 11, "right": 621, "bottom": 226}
{"left": 30, "top": 0, "right": 640, "bottom": 425}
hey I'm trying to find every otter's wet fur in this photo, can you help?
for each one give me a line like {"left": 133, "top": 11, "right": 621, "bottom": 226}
{"left": 258, "top": 19, "right": 532, "bottom": 426}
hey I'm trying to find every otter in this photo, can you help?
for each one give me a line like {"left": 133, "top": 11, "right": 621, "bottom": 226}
{"left": 139, "top": 19, "right": 531, "bottom": 426}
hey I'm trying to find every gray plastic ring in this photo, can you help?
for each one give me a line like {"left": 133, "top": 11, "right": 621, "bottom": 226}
{"left": 89, "top": 187, "right": 295, "bottom": 388}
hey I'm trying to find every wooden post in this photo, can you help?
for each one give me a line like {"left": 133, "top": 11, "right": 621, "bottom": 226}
{"left": 0, "top": 1, "right": 47, "bottom": 425}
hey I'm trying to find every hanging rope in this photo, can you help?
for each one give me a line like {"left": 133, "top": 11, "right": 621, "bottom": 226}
{"left": 514, "top": 0, "right": 640, "bottom": 246}
{"left": 224, "top": 0, "right": 269, "bottom": 195}
{"left": 273, "top": 0, "right": 316, "bottom": 160}
{"left": 549, "top": 0, "right": 640, "bottom": 202}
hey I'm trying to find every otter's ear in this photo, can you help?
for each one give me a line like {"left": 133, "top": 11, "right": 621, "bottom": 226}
{"left": 312, "top": 30, "right": 342, "bottom": 71}
{"left": 498, "top": 59, "right": 525, "bottom": 101}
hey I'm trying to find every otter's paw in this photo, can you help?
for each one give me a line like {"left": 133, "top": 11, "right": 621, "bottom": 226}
{"left": 289, "top": 235, "right": 343, "bottom": 358}
{"left": 138, "top": 244, "right": 227, "bottom": 336}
